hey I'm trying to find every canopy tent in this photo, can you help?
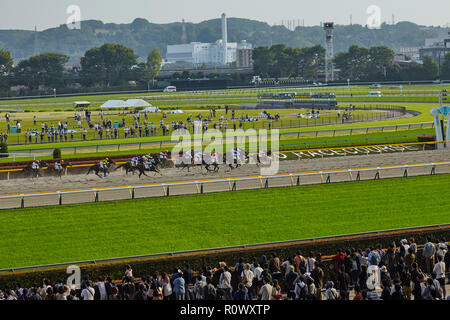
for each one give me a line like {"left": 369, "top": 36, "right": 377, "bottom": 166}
{"left": 99, "top": 100, "right": 129, "bottom": 109}
{"left": 141, "top": 106, "right": 160, "bottom": 113}
{"left": 168, "top": 110, "right": 185, "bottom": 114}
{"left": 73, "top": 101, "right": 91, "bottom": 109}
{"left": 125, "top": 99, "right": 151, "bottom": 108}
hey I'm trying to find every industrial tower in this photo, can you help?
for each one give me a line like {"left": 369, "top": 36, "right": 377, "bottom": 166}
{"left": 221, "top": 13, "right": 228, "bottom": 65}
{"left": 324, "top": 22, "right": 334, "bottom": 83}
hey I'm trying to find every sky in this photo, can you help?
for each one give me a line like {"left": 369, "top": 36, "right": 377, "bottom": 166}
{"left": 0, "top": 0, "right": 449, "bottom": 31}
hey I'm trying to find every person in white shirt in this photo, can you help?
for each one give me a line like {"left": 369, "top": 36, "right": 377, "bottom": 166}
{"left": 96, "top": 277, "right": 108, "bottom": 300}
{"left": 306, "top": 253, "right": 316, "bottom": 274}
{"left": 259, "top": 278, "right": 273, "bottom": 300}
{"left": 81, "top": 283, "right": 95, "bottom": 300}
{"left": 219, "top": 266, "right": 232, "bottom": 299}
{"left": 241, "top": 264, "right": 255, "bottom": 299}
{"left": 433, "top": 255, "right": 446, "bottom": 297}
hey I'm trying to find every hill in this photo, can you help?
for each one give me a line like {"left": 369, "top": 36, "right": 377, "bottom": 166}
{"left": 0, "top": 18, "right": 445, "bottom": 64}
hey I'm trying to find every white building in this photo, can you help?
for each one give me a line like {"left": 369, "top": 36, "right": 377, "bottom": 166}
{"left": 166, "top": 14, "right": 252, "bottom": 66}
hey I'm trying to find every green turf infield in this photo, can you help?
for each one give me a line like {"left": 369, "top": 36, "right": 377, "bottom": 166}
{"left": 0, "top": 174, "right": 449, "bottom": 269}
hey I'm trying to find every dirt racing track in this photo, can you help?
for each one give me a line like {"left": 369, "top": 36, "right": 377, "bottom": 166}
{"left": 0, "top": 148, "right": 449, "bottom": 210}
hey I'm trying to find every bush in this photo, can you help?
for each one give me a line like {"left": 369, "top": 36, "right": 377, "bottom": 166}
{"left": 53, "top": 148, "right": 61, "bottom": 159}
{"left": 0, "top": 142, "right": 8, "bottom": 158}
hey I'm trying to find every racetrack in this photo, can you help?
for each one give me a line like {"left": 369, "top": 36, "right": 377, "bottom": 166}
{"left": 1, "top": 148, "right": 450, "bottom": 209}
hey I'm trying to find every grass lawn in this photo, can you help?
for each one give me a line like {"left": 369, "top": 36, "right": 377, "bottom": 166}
{"left": 0, "top": 174, "right": 449, "bottom": 269}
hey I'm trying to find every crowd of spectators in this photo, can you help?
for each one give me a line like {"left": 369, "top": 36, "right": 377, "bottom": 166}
{"left": 0, "top": 237, "right": 449, "bottom": 301}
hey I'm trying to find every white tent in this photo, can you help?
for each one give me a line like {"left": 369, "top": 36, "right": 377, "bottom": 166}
{"left": 100, "top": 100, "right": 129, "bottom": 109}
{"left": 168, "top": 110, "right": 185, "bottom": 114}
{"left": 126, "top": 99, "right": 151, "bottom": 108}
{"left": 141, "top": 106, "right": 160, "bottom": 113}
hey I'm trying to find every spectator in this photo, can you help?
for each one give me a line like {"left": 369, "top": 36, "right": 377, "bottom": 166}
{"left": 336, "top": 265, "right": 350, "bottom": 300}
{"left": 233, "top": 283, "right": 248, "bottom": 301}
{"left": 81, "top": 282, "right": 95, "bottom": 301}
{"left": 324, "top": 281, "right": 338, "bottom": 300}
{"left": 173, "top": 271, "right": 186, "bottom": 300}
{"left": 391, "top": 284, "right": 406, "bottom": 301}
{"left": 241, "top": 264, "right": 254, "bottom": 299}
{"left": 423, "top": 237, "right": 436, "bottom": 274}
{"left": 259, "top": 277, "right": 273, "bottom": 301}
{"left": 433, "top": 255, "right": 446, "bottom": 298}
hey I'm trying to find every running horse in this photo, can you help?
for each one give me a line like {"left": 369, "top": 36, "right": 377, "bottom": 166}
{"left": 87, "top": 158, "right": 116, "bottom": 178}
{"left": 48, "top": 161, "right": 72, "bottom": 178}
{"left": 174, "top": 151, "right": 214, "bottom": 172}
{"left": 223, "top": 148, "right": 249, "bottom": 170}
{"left": 22, "top": 161, "right": 49, "bottom": 179}
{"left": 134, "top": 159, "right": 162, "bottom": 178}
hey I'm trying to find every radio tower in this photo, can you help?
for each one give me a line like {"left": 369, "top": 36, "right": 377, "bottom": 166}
{"left": 324, "top": 22, "right": 334, "bottom": 83}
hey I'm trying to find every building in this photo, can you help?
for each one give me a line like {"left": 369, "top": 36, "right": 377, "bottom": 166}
{"left": 419, "top": 31, "right": 450, "bottom": 64}
{"left": 166, "top": 13, "right": 252, "bottom": 67}
{"left": 236, "top": 44, "right": 253, "bottom": 68}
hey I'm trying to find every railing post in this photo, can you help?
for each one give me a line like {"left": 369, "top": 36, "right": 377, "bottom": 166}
{"left": 59, "top": 193, "right": 62, "bottom": 205}
{"left": 94, "top": 191, "right": 99, "bottom": 203}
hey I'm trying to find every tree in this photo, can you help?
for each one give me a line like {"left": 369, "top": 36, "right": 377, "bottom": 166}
{"left": 367, "top": 46, "right": 395, "bottom": 79}
{"left": 14, "top": 52, "right": 69, "bottom": 89}
{"left": 0, "top": 50, "right": 13, "bottom": 91}
{"left": 422, "top": 56, "right": 439, "bottom": 80}
{"left": 80, "top": 43, "right": 138, "bottom": 87}
{"left": 441, "top": 53, "right": 450, "bottom": 80}
{"left": 0, "top": 50, "right": 13, "bottom": 75}
{"left": 252, "top": 46, "right": 272, "bottom": 78}
{"left": 145, "top": 49, "right": 162, "bottom": 88}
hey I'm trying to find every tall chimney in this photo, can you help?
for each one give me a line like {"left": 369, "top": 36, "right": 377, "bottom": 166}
{"left": 221, "top": 13, "right": 228, "bottom": 65}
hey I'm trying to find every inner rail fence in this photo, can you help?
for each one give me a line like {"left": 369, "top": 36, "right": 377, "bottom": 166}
{"left": 1, "top": 161, "right": 449, "bottom": 210}
{"left": 5, "top": 122, "right": 435, "bottom": 159}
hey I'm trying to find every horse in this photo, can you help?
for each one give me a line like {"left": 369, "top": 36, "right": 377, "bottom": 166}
{"left": 115, "top": 161, "right": 138, "bottom": 175}
{"left": 22, "top": 161, "right": 49, "bottom": 179}
{"left": 133, "top": 160, "right": 162, "bottom": 178}
{"left": 48, "top": 161, "right": 71, "bottom": 178}
{"left": 87, "top": 159, "right": 116, "bottom": 178}
{"left": 223, "top": 149, "right": 249, "bottom": 170}
{"left": 174, "top": 153, "right": 213, "bottom": 173}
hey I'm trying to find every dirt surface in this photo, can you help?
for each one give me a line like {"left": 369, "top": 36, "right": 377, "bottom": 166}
{"left": 1, "top": 149, "right": 449, "bottom": 196}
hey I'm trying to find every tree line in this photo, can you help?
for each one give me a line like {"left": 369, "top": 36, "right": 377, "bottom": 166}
{"left": 252, "top": 43, "right": 446, "bottom": 82}
{"left": 0, "top": 44, "right": 162, "bottom": 95}
{"left": 1, "top": 42, "right": 450, "bottom": 97}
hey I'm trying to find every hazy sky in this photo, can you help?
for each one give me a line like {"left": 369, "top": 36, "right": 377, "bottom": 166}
{"left": 0, "top": 0, "right": 448, "bottom": 30}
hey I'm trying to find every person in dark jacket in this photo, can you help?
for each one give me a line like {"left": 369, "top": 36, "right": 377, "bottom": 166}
{"left": 337, "top": 265, "right": 350, "bottom": 300}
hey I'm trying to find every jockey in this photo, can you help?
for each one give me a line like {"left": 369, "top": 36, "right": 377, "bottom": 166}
{"left": 160, "top": 150, "right": 168, "bottom": 160}
{"left": 259, "top": 149, "right": 268, "bottom": 158}
{"left": 100, "top": 158, "right": 109, "bottom": 169}
{"left": 131, "top": 156, "right": 139, "bottom": 167}
{"left": 194, "top": 151, "right": 203, "bottom": 164}
{"left": 233, "top": 147, "right": 239, "bottom": 160}
{"left": 54, "top": 160, "right": 63, "bottom": 171}
{"left": 32, "top": 160, "right": 40, "bottom": 170}
{"left": 211, "top": 152, "right": 218, "bottom": 164}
